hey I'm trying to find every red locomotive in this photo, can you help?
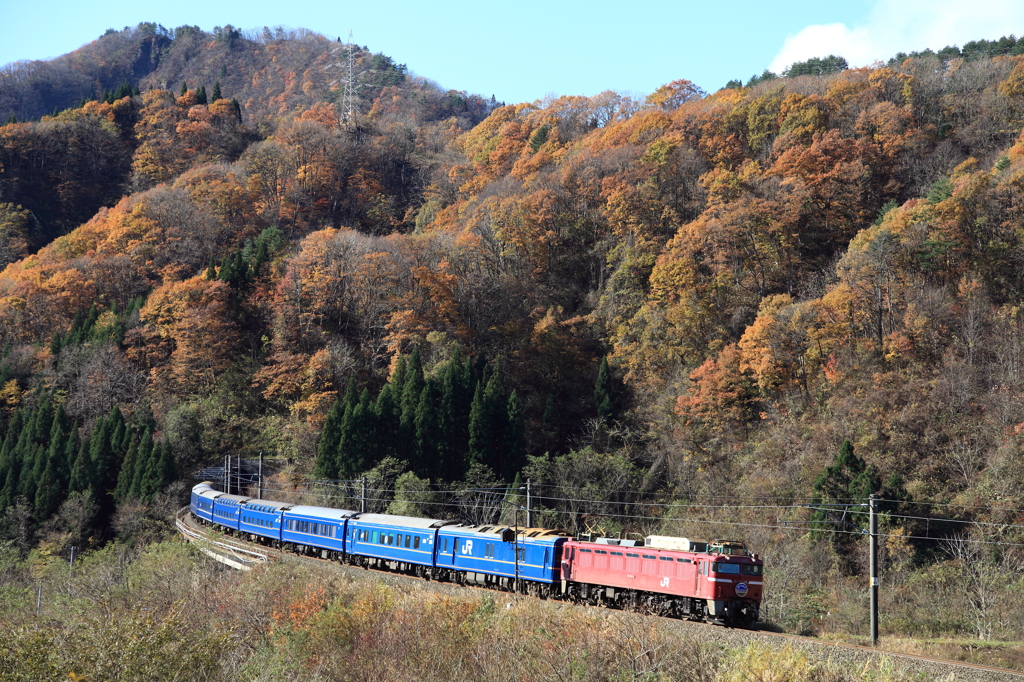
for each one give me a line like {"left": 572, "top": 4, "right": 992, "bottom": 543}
{"left": 560, "top": 535, "right": 762, "bottom": 626}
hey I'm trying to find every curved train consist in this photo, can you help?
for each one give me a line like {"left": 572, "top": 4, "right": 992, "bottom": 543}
{"left": 191, "top": 482, "right": 764, "bottom": 626}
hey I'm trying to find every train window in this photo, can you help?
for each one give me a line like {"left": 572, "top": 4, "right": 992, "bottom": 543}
{"left": 714, "top": 563, "right": 740, "bottom": 574}
{"left": 642, "top": 555, "right": 656, "bottom": 560}
{"left": 660, "top": 556, "right": 673, "bottom": 561}
{"left": 414, "top": 537, "right": 420, "bottom": 549}
{"left": 610, "top": 551, "right": 623, "bottom": 556}
{"left": 677, "top": 558, "right": 691, "bottom": 563}
{"left": 405, "top": 535, "right": 411, "bottom": 548}
{"left": 372, "top": 531, "right": 379, "bottom": 543}
{"left": 626, "top": 553, "right": 639, "bottom": 558}
{"left": 580, "top": 548, "right": 592, "bottom": 553}
{"left": 389, "top": 534, "right": 394, "bottom": 545}
{"left": 741, "top": 564, "right": 763, "bottom": 576}
{"left": 595, "top": 550, "right": 607, "bottom": 555}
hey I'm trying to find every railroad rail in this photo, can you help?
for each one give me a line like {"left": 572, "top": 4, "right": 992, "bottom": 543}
{"left": 176, "top": 507, "right": 1024, "bottom": 680}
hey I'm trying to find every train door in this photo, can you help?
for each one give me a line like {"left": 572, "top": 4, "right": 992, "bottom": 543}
{"left": 695, "top": 560, "right": 703, "bottom": 596}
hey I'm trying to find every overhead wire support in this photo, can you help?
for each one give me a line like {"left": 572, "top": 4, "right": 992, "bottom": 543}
{"left": 340, "top": 30, "right": 357, "bottom": 123}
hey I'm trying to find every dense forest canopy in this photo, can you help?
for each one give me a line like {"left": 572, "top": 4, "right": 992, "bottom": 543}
{"left": 5, "top": 22, "right": 1024, "bottom": 642}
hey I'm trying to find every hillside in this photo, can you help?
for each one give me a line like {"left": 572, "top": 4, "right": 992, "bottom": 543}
{"left": 3, "top": 24, "right": 1024, "bottom": 643}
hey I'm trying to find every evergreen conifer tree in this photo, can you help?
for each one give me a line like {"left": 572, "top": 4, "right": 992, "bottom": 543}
{"left": 34, "top": 455, "right": 61, "bottom": 520}
{"left": 212, "top": 81, "right": 222, "bottom": 101}
{"left": 468, "top": 381, "right": 487, "bottom": 467}
{"left": 31, "top": 393, "right": 53, "bottom": 445}
{"left": 0, "top": 469, "right": 13, "bottom": 513}
{"left": 49, "top": 331, "right": 64, "bottom": 358}
{"left": 399, "top": 349, "right": 424, "bottom": 460}
{"left": 196, "top": 85, "right": 208, "bottom": 105}
{"left": 88, "top": 417, "right": 116, "bottom": 496}
{"left": 180, "top": 81, "right": 188, "bottom": 97}
{"left": 63, "top": 427, "right": 80, "bottom": 483}
{"left": 157, "top": 441, "right": 177, "bottom": 490}
{"left": 373, "top": 382, "right": 399, "bottom": 461}
{"left": 338, "top": 392, "right": 375, "bottom": 479}
{"left": 414, "top": 381, "right": 441, "bottom": 477}
{"left": 390, "top": 355, "right": 408, "bottom": 394}
{"left": 811, "top": 439, "right": 880, "bottom": 537}
{"left": 130, "top": 428, "right": 154, "bottom": 500}
{"left": 21, "top": 443, "right": 44, "bottom": 506}
{"left": 115, "top": 436, "right": 138, "bottom": 502}
{"left": 315, "top": 401, "right": 343, "bottom": 479}
{"left": 68, "top": 442, "right": 92, "bottom": 494}
{"left": 82, "top": 304, "right": 99, "bottom": 340}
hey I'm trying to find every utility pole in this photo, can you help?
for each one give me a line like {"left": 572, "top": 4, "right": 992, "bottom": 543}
{"left": 869, "top": 493, "right": 878, "bottom": 647}
{"left": 514, "top": 508, "right": 520, "bottom": 595}
{"left": 258, "top": 452, "right": 264, "bottom": 500}
{"left": 360, "top": 476, "right": 367, "bottom": 514}
{"left": 526, "top": 479, "right": 533, "bottom": 527}
{"left": 68, "top": 546, "right": 76, "bottom": 596}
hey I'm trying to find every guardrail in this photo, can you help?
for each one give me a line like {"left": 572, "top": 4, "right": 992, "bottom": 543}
{"left": 175, "top": 508, "right": 269, "bottom": 571}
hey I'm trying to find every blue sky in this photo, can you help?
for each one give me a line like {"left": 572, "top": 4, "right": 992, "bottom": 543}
{"left": 3, "top": 0, "right": 1024, "bottom": 104}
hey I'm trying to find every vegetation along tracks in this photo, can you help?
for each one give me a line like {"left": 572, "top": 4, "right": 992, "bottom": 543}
{"left": 176, "top": 507, "right": 1024, "bottom": 681}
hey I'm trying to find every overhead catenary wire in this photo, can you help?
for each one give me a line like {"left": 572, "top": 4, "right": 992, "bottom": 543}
{"left": 237, "top": 482, "right": 1024, "bottom": 548}
{"left": 292, "top": 478, "right": 1024, "bottom": 513}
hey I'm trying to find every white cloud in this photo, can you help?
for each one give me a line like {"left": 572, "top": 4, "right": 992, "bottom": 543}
{"left": 769, "top": 0, "right": 1024, "bottom": 75}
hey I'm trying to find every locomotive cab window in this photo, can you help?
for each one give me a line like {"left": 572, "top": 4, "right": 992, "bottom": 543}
{"left": 741, "top": 564, "right": 763, "bottom": 576}
{"left": 714, "top": 563, "right": 741, "bottom": 574}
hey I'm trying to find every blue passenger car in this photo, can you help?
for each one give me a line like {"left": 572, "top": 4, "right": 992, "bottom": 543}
{"left": 239, "top": 498, "right": 292, "bottom": 543}
{"left": 211, "top": 493, "right": 250, "bottom": 532}
{"left": 437, "top": 525, "right": 569, "bottom": 585}
{"left": 347, "top": 514, "right": 455, "bottom": 568}
{"left": 190, "top": 482, "right": 221, "bottom": 523}
{"left": 281, "top": 505, "right": 356, "bottom": 554}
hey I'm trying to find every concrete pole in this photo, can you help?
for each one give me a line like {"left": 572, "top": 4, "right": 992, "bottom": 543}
{"left": 258, "top": 452, "right": 264, "bottom": 500}
{"left": 870, "top": 493, "right": 879, "bottom": 646}
{"left": 526, "top": 478, "right": 533, "bottom": 527}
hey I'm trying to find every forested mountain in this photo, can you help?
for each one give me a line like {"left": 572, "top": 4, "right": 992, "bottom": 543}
{"left": 5, "top": 23, "right": 1024, "bottom": 640}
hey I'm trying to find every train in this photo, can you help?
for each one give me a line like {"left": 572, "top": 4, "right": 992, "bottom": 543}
{"left": 190, "top": 482, "right": 764, "bottom": 626}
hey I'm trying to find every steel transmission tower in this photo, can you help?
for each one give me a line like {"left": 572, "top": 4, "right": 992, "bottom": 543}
{"left": 324, "top": 30, "right": 358, "bottom": 123}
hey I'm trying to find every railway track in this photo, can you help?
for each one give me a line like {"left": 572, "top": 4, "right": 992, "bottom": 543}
{"left": 176, "top": 507, "right": 1024, "bottom": 680}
